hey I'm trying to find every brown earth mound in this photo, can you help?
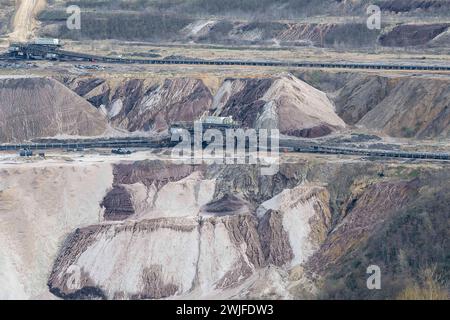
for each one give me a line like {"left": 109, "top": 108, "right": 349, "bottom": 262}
{"left": 0, "top": 77, "right": 107, "bottom": 143}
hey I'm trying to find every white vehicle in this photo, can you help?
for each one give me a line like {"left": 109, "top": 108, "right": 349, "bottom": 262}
{"left": 34, "top": 38, "right": 62, "bottom": 46}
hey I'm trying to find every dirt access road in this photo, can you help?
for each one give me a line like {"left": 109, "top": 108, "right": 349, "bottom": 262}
{"left": 9, "top": 0, "right": 47, "bottom": 42}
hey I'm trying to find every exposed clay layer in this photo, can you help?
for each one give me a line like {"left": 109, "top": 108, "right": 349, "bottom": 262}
{"left": 112, "top": 161, "right": 202, "bottom": 189}
{"left": 64, "top": 77, "right": 213, "bottom": 133}
{"left": 258, "top": 210, "right": 294, "bottom": 267}
{"left": 101, "top": 186, "right": 135, "bottom": 221}
{"left": 48, "top": 215, "right": 264, "bottom": 299}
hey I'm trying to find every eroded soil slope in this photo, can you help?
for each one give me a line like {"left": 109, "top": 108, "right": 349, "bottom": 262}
{"left": 62, "top": 74, "right": 345, "bottom": 138}
{"left": 2, "top": 72, "right": 448, "bottom": 143}
{"left": 62, "top": 77, "right": 214, "bottom": 133}
{"left": 1, "top": 156, "right": 447, "bottom": 300}
{"left": 0, "top": 162, "right": 113, "bottom": 299}
{"left": 297, "top": 71, "right": 450, "bottom": 139}
{"left": 0, "top": 77, "right": 108, "bottom": 143}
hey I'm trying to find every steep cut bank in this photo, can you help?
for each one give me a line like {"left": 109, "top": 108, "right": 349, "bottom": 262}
{"left": 0, "top": 77, "right": 108, "bottom": 143}
{"left": 48, "top": 215, "right": 266, "bottom": 299}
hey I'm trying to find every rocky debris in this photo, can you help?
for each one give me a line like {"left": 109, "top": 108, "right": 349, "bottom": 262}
{"left": 112, "top": 161, "right": 201, "bottom": 190}
{"left": 231, "top": 266, "right": 294, "bottom": 300}
{"left": 137, "top": 265, "right": 179, "bottom": 299}
{"left": 332, "top": 74, "right": 393, "bottom": 125}
{"left": 321, "top": 171, "right": 450, "bottom": 300}
{"left": 0, "top": 77, "right": 108, "bottom": 143}
{"left": 64, "top": 78, "right": 106, "bottom": 97}
{"left": 358, "top": 77, "right": 450, "bottom": 138}
{"left": 212, "top": 163, "right": 307, "bottom": 207}
{"left": 182, "top": 20, "right": 218, "bottom": 38}
{"left": 212, "top": 77, "right": 274, "bottom": 128}
{"left": 21, "top": 0, "right": 450, "bottom": 49}
{"left": 257, "top": 185, "right": 332, "bottom": 267}
{"left": 122, "top": 78, "right": 213, "bottom": 132}
{"left": 228, "top": 21, "right": 286, "bottom": 43}
{"left": 180, "top": 17, "right": 436, "bottom": 48}
{"left": 103, "top": 162, "right": 215, "bottom": 220}
{"left": 142, "top": 171, "right": 216, "bottom": 219}
{"left": 277, "top": 23, "right": 337, "bottom": 45}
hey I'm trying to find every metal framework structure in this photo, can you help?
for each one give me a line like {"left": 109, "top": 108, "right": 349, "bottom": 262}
{"left": 1, "top": 137, "right": 449, "bottom": 161}
{"left": 4, "top": 43, "right": 450, "bottom": 72}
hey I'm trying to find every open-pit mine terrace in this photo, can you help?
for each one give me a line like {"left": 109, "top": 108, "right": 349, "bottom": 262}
{"left": 1, "top": 136, "right": 449, "bottom": 162}
{"left": 3, "top": 43, "right": 450, "bottom": 72}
